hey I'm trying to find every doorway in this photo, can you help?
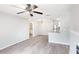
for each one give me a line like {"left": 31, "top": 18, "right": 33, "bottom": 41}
{"left": 29, "top": 23, "right": 33, "bottom": 38}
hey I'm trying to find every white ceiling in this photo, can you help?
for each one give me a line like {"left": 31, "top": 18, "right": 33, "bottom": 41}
{"left": 0, "top": 4, "right": 71, "bottom": 20}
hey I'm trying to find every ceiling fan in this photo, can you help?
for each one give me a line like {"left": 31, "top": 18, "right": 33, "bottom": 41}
{"left": 16, "top": 4, "right": 43, "bottom": 16}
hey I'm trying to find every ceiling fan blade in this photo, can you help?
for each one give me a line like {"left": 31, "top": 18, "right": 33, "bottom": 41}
{"left": 16, "top": 11, "right": 25, "bottom": 14}
{"left": 33, "top": 5, "right": 38, "bottom": 9}
{"left": 10, "top": 5, "right": 25, "bottom": 10}
{"left": 30, "top": 14, "right": 33, "bottom": 16}
{"left": 33, "top": 11, "right": 43, "bottom": 15}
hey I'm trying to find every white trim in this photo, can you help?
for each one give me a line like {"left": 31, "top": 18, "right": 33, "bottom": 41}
{"left": 49, "top": 41, "right": 69, "bottom": 45}
{"left": 0, "top": 39, "right": 28, "bottom": 50}
{"left": 70, "top": 30, "right": 79, "bottom": 36}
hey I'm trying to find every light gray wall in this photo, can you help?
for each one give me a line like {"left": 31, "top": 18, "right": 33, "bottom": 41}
{"left": 32, "top": 21, "right": 39, "bottom": 36}
{"left": 48, "top": 32, "right": 70, "bottom": 45}
{"left": 0, "top": 12, "right": 29, "bottom": 50}
{"left": 38, "top": 4, "right": 71, "bottom": 35}
{"left": 70, "top": 5, "right": 79, "bottom": 32}
{"left": 69, "top": 4, "right": 79, "bottom": 54}
{"left": 37, "top": 19, "right": 53, "bottom": 35}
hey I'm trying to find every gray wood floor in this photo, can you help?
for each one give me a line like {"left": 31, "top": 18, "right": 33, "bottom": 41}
{"left": 0, "top": 35, "right": 69, "bottom": 54}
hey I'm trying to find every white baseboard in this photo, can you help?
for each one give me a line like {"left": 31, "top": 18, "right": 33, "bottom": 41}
{"left": 70, "top": 30, "right": 79, "bottom": 36}
{"left": 0, "top": 39, "right": 28, "bottom": 50}
{"left": 49, "top": 41, "right": 69, "bottom": 45}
